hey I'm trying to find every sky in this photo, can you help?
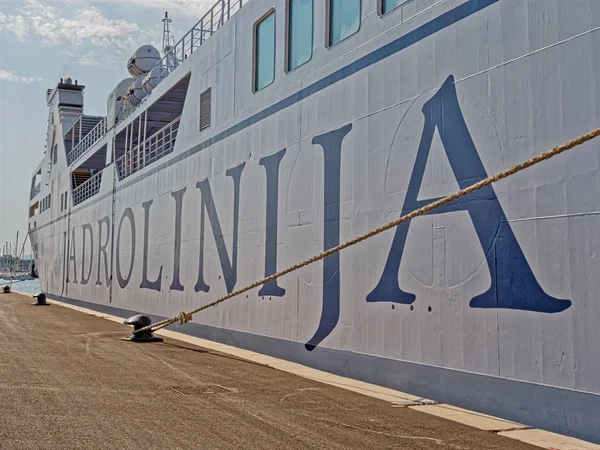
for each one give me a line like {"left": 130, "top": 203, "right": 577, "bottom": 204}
{"left": 0, "top": 0, "right": 214, "bottom": 255}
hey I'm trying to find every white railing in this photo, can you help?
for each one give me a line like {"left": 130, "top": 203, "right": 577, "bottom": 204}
{"left": 116, "top": 117, "right": 180, "bottom": 181}
{"left": 119, "top": 0, "right": 247, "bottom": 124}
{"left": 30, "top": 183, "right": 41, "bottom": 200}
{"left": 67, "top": 118, "right": 106, "bottom": 165}
{"left": 72, "top": 170, "right": 104, "bottom": 206}
{"left": 162, "top": 0, "right": 246, "bottom": 71}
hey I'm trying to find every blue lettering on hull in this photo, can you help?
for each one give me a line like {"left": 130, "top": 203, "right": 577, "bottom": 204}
{"left": 367, "top": 76, "right": 571, "bottom": 313}
{"left": 61, "top": 75, "right": 571, "bottom": 352}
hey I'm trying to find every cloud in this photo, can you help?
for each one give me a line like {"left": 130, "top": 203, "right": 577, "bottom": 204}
{"left": 0, "top": 69, "right": 42, "bottom": 83}
{"left": 0, "top": 12, "right": 28, "bottom": 40}
{"left": 62, "top": 49, "right": 108, "bottom": 67}
{"left": 91, "top": 0, "right": 215, "bottom": 17}
{"left": 0, "top": 0, "right": 223, "bottom": 68}
{"left": 0, "top": 0, "right": 147, "bottom": 50}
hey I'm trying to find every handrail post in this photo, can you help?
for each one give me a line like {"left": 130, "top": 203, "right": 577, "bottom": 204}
{"left": 129, "top": 122, "right": 133, "bottom": 162}
{"left": 137, "top": 115, "right": 142, "bottom": 174}
{"left": 143, "top": 110, "right": 147, "bottom": 170}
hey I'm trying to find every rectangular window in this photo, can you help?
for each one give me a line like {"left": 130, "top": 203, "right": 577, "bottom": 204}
{"left": 254, "top": 10, "right": 276, "bottom": 91}
{"left": 380, "top": 0, "right": 404, "bottom": 15}
{"left": 53, "top": 144, "right": 58, "bottom": 164}
{"left": 328, "top": 0, "right": 360, "bottom": 47}
{"left": 287, "top": 0, "right": 313, "bottom": 71}
{"left": 199, "top": 88, "right": 211, "bottom": 131}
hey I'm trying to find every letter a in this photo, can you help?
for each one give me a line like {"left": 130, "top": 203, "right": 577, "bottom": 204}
{"left": 367, "top": 76, "right": 570, "bottom": 313}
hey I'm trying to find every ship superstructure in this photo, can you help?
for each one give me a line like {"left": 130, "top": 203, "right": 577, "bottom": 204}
{"left": 28, "top": 0, "right": 600, "bottom": 444}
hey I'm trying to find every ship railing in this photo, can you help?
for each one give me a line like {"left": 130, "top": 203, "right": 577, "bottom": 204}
{"left": 162, "top": 0, "right": 246, "bottom": 72}
{"left": 30, "top": 183, "right": 41, "bottom": 200}
{"left": 118, "top": 0, "right": 247, "bottom": 124}
{"left": 67, "top": 118, "right": 107, "bottom": 166}
{"left": 72, "top": 169, "right": 104, "bottom": 206}
{"left": 116, "top": 117, "right": 180, "bottom": 181}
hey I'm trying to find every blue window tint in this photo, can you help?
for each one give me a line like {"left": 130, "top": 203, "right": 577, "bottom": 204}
{"left": 255, "top": 11, "right": 276, "bottom": 91}
{"left": 329, "top": 0, "right": 360, "bottom": 46}
{"left": 381, "top": 0, "right": 403, "bottom": 14}
{"left": 288, "top": 0, "right": 313, "bottom": 71}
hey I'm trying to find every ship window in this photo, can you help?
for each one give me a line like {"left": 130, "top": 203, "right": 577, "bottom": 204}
{"left": 60, "top": 193, "right": 63, "bottom": 211}
{"left": 379, "top": 0, "right": 405, "bottom": 15}
{"left": 254, "top": 9, "right": 276, "bottom": 92}
{"left": 327, "top": 0, "right": 360, "bottom": 47}
{"left": 199, "top": 88, "right": 211, "bottom": 131}
{"left": 48, "top": 193, "right": 51, "bottom": 209}
{"left": 287, "top": 0, "right": 313, "bottom": 71}
{"left": 53, "top": 144, "right": 58, "bottom": 164}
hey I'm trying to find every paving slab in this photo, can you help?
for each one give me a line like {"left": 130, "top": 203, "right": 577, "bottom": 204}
{"left": 0, "top": 292, "right": 542, "bottom": 449}
{"left": 498, "top": 429, "right": 600, "bottom": 450}
{"left": 408, "top": 404, "right": 528, "bottom": 432}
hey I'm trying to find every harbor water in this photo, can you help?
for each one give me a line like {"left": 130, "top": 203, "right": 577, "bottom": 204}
{"left": 0, "top": 278, "right": 41, "bottom": 296}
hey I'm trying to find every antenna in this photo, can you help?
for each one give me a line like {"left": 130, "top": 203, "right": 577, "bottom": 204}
{"left": 162, "top": 11, "right": 174, "bottom": 54}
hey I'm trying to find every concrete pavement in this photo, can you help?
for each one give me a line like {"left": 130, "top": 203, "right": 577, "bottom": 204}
{"left": 0, "top": 292, "right": 556, "bottom": 449}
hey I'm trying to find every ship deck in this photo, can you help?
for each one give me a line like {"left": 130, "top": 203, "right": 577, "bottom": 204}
{"left": 0, "top": 292, "right": 560, "bottom": 449}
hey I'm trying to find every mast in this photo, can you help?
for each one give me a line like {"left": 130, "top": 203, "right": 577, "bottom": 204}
{"left": 162, "top": 11, "right": 174, "bottom": 54}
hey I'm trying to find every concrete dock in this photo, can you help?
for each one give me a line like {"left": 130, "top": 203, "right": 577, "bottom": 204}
{"left": 0, "top": 292, "right": 570, "bottom": 449}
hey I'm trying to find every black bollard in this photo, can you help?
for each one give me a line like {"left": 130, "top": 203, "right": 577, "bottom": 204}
{"left": 2, "top": 285, "right": 10, "bottom": 294}
{"left": 32, "top": 293, "right": 49, "bottom": 306}
{"left": 122, "top": 314, "right": 163, "bottom": 343}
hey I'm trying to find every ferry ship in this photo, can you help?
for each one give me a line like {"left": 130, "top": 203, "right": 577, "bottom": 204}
{"left": 27, "top": 0, "right": 600, "bottom": 443}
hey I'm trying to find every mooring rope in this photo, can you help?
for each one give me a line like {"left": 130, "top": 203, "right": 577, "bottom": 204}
{"left": 134, "top": 127, "right": 600, "bottom": 336}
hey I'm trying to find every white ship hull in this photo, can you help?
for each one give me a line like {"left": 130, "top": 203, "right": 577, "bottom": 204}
{"left": 29, "top": 0, "right": 600, "bottom": 443}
